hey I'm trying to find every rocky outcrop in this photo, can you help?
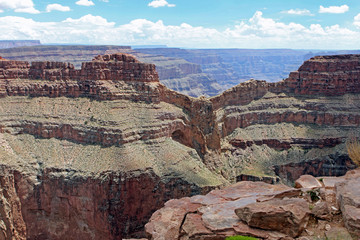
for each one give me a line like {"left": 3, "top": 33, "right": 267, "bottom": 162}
{"left": 145, "top": 181, "right": 301, "bottom": 239}
{"left": 285, "top": 55, "right": 360, "bottom": 96}
{"left": 0, "top": 53, "right": 158, "bottom": 82}
{"left": 145, "top": 169, "right": 360, "bottom": 240}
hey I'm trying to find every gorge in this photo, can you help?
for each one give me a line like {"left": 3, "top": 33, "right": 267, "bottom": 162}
{"left": 0, "top": 52, "right": 359, "bottom": 239}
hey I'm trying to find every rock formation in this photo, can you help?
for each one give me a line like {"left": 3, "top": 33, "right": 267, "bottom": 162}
{"left": 0, "top": 53, "right": 225, "bottom": 239}
{"left": 145, "top": 169, "right": 360, "bottom": 239}
{"left": 211, "top": 55, "right": 360, "bottom": 182}
{"left": 0, "top": 53, "right": 360, "bottom": 239}
{"left": 3, "top": 45, "right": 360, "bottom": 97}
{"left": 0, "top": 45, "right": 224, "bottom": 97}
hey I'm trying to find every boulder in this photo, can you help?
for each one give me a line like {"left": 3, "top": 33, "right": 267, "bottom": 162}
{"left": 295, "top": 175, "right": 322, "bottom": 189}
{"left": 235, "top": 198, "right": 311, "bottom": 237}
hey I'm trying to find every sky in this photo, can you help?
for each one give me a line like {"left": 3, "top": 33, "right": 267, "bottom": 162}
{"left": 0, "top": 0, "right": 360, "bottom": 49}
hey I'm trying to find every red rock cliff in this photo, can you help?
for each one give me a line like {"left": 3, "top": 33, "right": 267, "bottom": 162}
{"left": 1, "top": 53, "right": 360, "bottom": 239}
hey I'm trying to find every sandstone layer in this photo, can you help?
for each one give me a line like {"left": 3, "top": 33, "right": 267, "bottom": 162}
{"left": 0, "top": 53, "right": 360, "bottom": 239}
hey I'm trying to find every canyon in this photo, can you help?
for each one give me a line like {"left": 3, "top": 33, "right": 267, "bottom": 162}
{"left": 0, "top": 52, "right": 359, "bottom": 239}
{"left": 1, "top": 45, "right": 359, "bottom": 97}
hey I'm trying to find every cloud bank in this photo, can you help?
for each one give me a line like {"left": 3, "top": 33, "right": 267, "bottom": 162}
{"left": 0, "top": 11, "right": 360, "bottom": 49}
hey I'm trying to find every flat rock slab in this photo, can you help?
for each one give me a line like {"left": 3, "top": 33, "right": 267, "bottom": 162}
{"left": 235, "top": 198, "right": 311, "bottom": 237}
{"left": 295, "top": 175, "right": 322, "bottom": 189}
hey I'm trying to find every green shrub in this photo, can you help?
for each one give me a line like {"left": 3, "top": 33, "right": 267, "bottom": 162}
{"left": 225, "top": 236, "right": 259, "bottom": 240}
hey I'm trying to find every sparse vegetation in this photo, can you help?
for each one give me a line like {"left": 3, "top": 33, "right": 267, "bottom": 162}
{"left": 347, "top": 137, "right": 360, "bottom": 167}
{"left": 307, "top": 189, "right": 320, "bottom": 202}
{"left": 225, "top": 236, "right": 259, "bottom": 240}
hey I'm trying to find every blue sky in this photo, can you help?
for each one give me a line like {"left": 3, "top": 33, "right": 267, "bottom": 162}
{"left": 0, "top": 0, "right": 360, "bottom": 49}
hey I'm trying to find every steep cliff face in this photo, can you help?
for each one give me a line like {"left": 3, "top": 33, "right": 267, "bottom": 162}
{"left": 1, "top": 53, "right": 360, "bottom": 239}
{"left": 284, "top": 54, "right": 360, "bottom": 96}
{"left": 211, "top": 55, "right": 360, "bottom": 181}
{"left": 0, "top": 46, "right": 224, "bottom": 97}
{"left": 0, "top": 53, "right": 225, "bottom": 239}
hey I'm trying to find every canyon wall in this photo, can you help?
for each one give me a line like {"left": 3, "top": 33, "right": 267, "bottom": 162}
{"left": 0, "top": 53, "right": 360, "bottom": 239}
{"left": 0, "top": 53, "right": 226, "bottom": 239}
{"left": 3, "top": 45, "right": 360, "bottom": 97}
{"left": 211, "top": 54, "right": 360, "bottom": 181}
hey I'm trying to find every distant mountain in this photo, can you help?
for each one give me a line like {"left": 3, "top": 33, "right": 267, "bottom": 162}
{"left": 0, "top": 40, "right": 41, "bottom": 49}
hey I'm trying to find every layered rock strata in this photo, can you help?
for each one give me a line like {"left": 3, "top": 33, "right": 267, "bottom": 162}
{"left": 212, "top": 55, "right": 360, "bottom": 181}
{"left": 0, "top": 53, "right": 360, "bottom": 239}
{"left": 0, "top": 53, "right": 225, "bottom": 239}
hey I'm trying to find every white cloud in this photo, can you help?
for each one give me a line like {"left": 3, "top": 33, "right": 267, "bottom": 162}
{"left": 148, "top": 0, "right": 175, "bottom": 8}
{"left": 282, "top": 9, "right": 314, "bottom": 16}
{"left": 319, "top": 5, "right": 349, "bottom": 14}
{"left": 0, "top": 12, "right": 360, "bottom": 49}
{"left": 76, "top": 0, "right": 95, "bottom": 6}
{"left": 354, "top": 14, "right": 360, "bottom": 28}
{"left": 46, "top": 4, "right": 70, "bottom": 12}
{"left": 63, "top": 14, "right": 115, "bottom": 27}
{"left": 0, "top": 0, "right": 39, "bottom": 14}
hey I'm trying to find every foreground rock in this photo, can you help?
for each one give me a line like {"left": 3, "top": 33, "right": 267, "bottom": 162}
{"left": 146, "top": 170, "right": 360, "bottom": 240}
{"left": 145, "top": 181, "right": 303, "bottom": 239}
{"left": 235, "top": 198, "right": 310, "bottom": 237}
